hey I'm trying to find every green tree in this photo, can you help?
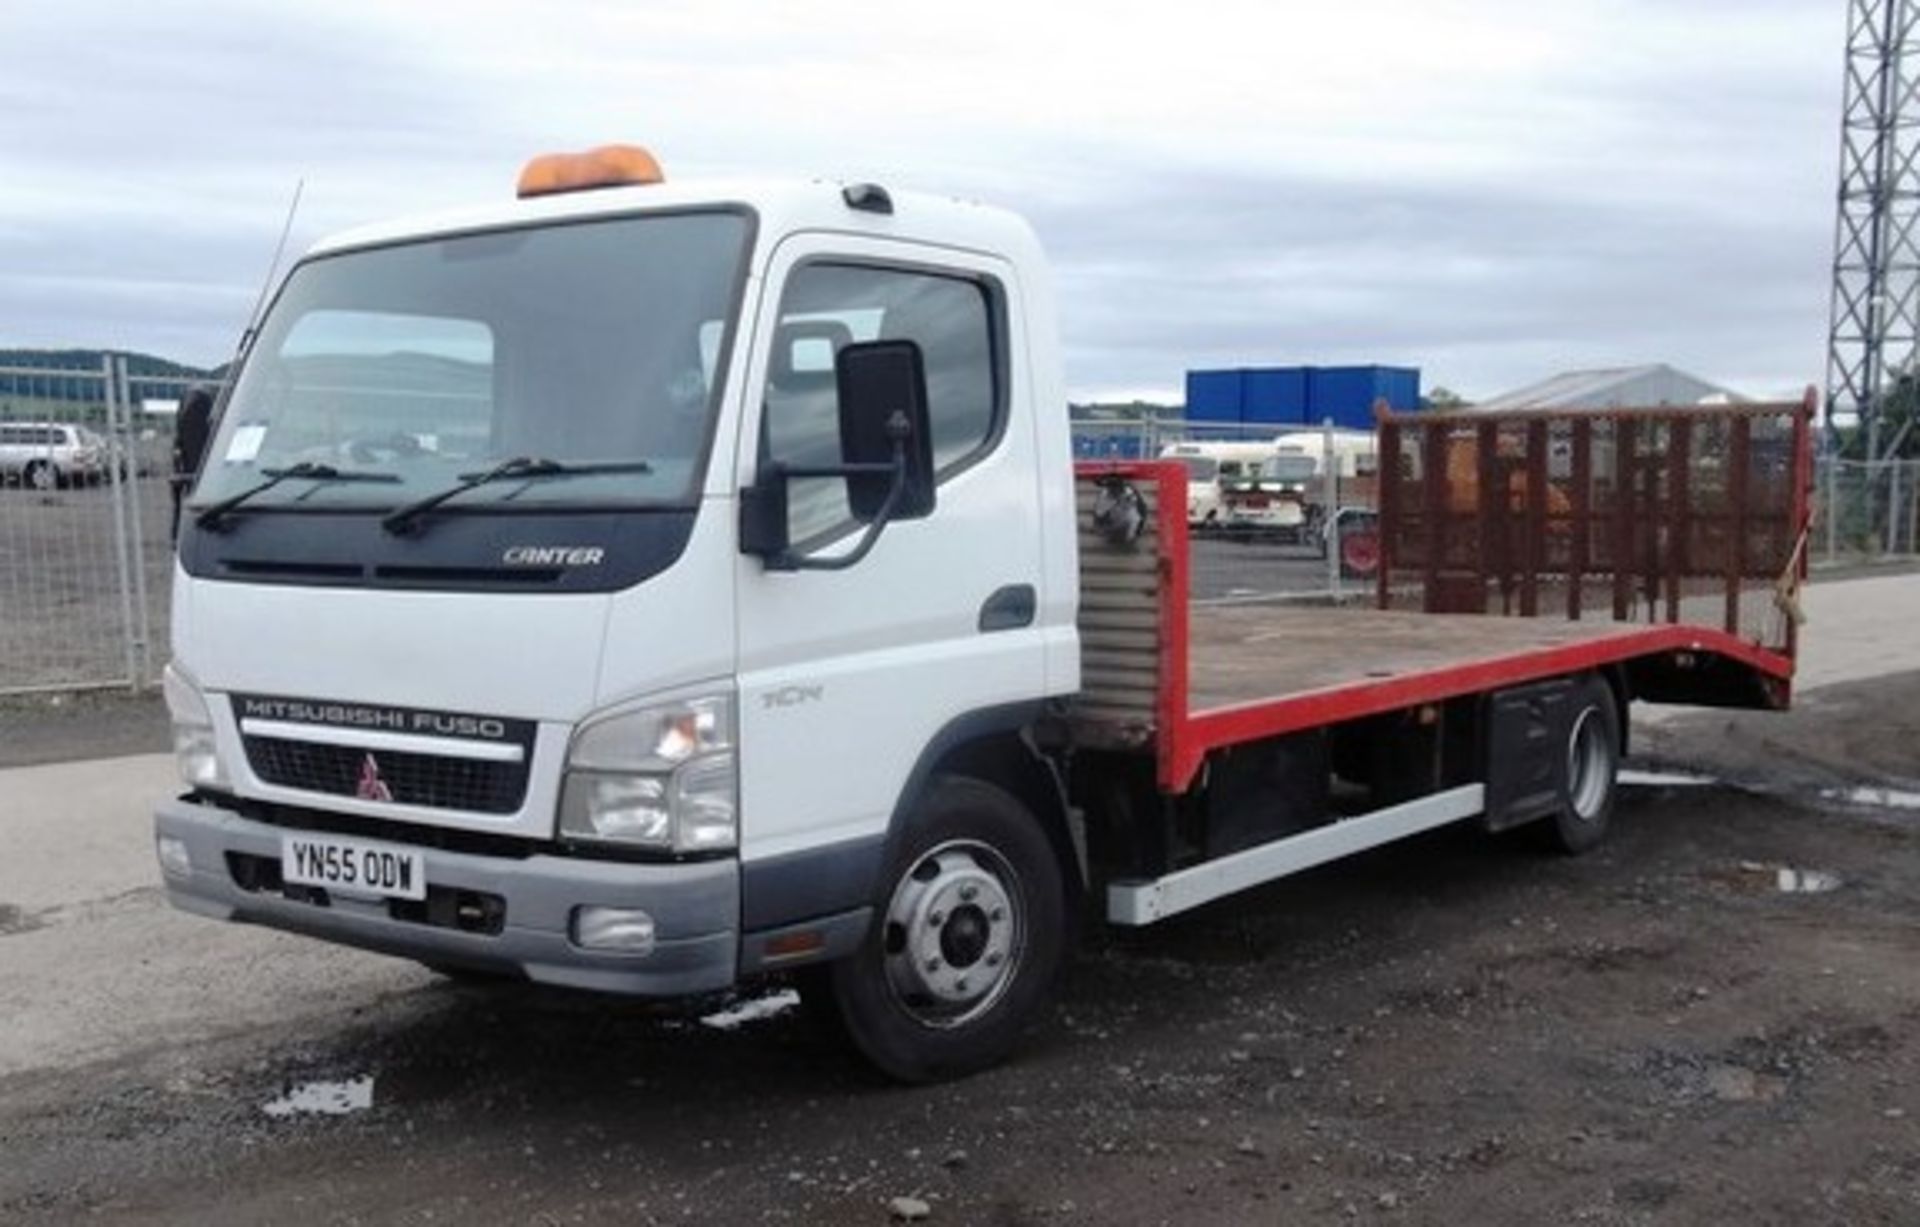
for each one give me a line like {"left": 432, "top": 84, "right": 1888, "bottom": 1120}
{"left": 1843, "top": 375, "right": 1920, "bottom": 460}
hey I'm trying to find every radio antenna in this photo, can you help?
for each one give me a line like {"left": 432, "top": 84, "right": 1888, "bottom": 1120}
{"left": 214, "top": 178, "right": 304, "bottom": 408}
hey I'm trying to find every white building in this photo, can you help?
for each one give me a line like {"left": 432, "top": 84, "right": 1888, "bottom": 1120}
{"left": 1473, "top": 363, "right": 1742, "bottom": 413}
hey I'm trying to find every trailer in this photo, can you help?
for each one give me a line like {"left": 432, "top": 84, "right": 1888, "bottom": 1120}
{"left": 150, "top": 148, "right": 1815, "bottom": 1083}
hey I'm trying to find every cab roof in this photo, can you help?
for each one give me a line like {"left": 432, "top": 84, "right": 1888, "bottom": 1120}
{"left": 305, "top": 177, "right": 1045, "bottom": 270}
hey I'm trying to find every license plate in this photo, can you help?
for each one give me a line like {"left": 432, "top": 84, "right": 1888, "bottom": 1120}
{"left": 281, "top": 834, "right": 426, "bottom": 901}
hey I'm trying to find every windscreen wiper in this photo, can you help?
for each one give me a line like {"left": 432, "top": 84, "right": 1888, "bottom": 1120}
{"left": 194, "top": 463, "right": 401, "bottom": 531}
{"left": 380, "top": 456, "right": 653, "bottom": 536}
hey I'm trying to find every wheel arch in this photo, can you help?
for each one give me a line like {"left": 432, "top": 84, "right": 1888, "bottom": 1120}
{"left": 880, "top": 703, "right": 1082, "bottom": 904}
{"left": 738, "top": 701, "right": 1078, "bottom": 936}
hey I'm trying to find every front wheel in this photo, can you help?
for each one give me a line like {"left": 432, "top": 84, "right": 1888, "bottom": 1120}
{"left": 827, "top": 775, "right": 1068, "bottom": 1082}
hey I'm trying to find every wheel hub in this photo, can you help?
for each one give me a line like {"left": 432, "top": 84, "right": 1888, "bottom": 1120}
{"left": 883, "top": 842, "right": 1022, "bottom": 1026}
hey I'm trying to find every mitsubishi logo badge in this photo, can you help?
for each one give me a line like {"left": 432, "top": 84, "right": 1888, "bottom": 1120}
{"left": 355, "top": 753, "right": 393, "bottom": 802}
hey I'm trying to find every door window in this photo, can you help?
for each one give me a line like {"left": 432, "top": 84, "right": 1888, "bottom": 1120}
{"left": 761, "top": 263, "right": 1000, "bottom": 542}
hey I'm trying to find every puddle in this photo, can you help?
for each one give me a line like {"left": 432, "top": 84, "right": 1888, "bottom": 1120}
{"left": 1773, "top": 867, "right": 1843, "bottom": 894}
{"left": 1820, "top": 786, "right": 1920, "bottom": 811}
{"left": 698, "top": 989, "right": 800, "bottom": 1032}
{"left": 262, "top": 1075, "right": 375, "bottom": 1118}
{"left": 1711, "top": 862, "right": 1845, "bottom": 896}
{"left": 1619, "top": 769, "right": 1720, "bottom": 788}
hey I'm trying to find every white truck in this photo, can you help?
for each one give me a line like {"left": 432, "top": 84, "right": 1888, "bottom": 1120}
{"left": 155, "top": 147, "right": 1811, "bottom": 1081}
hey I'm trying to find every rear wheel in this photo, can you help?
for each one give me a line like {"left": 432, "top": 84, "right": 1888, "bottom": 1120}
{"left": 827, "top": 775, "right": 1067, "bottom": 1082}
{"left": 1536, "top": 677, "right": 1621, "bottom": 854}
{"left": 24, "top": 461, "right": 53, "bottom": 492}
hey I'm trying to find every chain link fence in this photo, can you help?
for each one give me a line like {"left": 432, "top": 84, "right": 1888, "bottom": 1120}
{"left": 1815, "top": 455, "right": 1920, "bottom": 560}
{"left": 0, "top": 358, "right": 191, "bottom": 695}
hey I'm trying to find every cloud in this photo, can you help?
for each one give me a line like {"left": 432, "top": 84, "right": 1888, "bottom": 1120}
{"left": 0, "top": 0, "right": 1843, "bottom": 400}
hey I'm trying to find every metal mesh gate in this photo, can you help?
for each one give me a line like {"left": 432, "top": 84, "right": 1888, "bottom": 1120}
{"left": 0, "top": 357, "right": 187, "bottom": 694}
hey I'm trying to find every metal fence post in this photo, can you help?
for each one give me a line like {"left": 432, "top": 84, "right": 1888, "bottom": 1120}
{"left": 1823, "top": 454, "right": 1838, "bottom": 561}
{"left": 1890, "top": 458, "right": 1904, "bottom": 555}
{"left": 101, "top": 354, "right": 140, "bottom": 690}
{"left": 1324, "top": 418, "right": 1341, "bottom": 599}
{"left": 116, "top": 356, "right": 155, "bottom": 684}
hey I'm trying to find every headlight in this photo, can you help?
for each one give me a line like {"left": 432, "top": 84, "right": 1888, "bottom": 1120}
{"left": 162, "top": 662, "right": 230, "bottom": 790}
{"left": 560, "top": 691, "right": 736, "bottom": 851}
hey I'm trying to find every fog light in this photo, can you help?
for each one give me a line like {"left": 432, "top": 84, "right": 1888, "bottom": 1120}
{"left": 571, "top": 905, "right": 656, "bottom": 954}
{"left": 156, "top": 835, "right": 192, "bottom": 880}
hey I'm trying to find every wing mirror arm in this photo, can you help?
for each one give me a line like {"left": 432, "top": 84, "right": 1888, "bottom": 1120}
{"left": 742, "top": 412, "right": 910, "bottom": 573}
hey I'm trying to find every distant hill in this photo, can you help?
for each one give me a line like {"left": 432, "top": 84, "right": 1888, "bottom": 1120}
{"left": 0, "top": 348, "right": 223, "bottom": 408}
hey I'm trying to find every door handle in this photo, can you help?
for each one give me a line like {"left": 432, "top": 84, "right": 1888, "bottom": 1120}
{"left": 978, "top": 584, "right": 1036, "bottom": 632}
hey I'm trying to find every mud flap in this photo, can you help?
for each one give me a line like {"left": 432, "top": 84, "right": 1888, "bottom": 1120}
{"left": 1482, "top": 677, "right": 1574, "bottom": 832}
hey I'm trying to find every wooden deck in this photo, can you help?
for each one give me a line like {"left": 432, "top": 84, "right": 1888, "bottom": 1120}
{"left": 1189, "top": 605, "right": 1674, "bottom": 715}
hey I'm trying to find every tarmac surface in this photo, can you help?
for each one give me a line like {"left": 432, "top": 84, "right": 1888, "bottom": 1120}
{"left": 2, "top": 574, "right": 1918, "bottom": 1223}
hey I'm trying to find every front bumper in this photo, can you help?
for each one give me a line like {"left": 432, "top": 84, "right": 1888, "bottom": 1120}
{"left": 154, "top": 795, "right": 739, "bottom": 996}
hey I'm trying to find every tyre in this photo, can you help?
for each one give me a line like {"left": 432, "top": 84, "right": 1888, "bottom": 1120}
{"left": 826, "top": 774, "right": 1068, "bottom": 1082}
{"left": 1536, "top": 677, "right": 1621, "bottom": 854}
{"left": 24, "top": 461, "right": 53, "bottom": 492}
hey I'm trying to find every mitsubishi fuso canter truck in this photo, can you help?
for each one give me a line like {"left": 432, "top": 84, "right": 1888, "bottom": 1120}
{"left": 155, "top": 145, "right": 1814, "bottom": 1081}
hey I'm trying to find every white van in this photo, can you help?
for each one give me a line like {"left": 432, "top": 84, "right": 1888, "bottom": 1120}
{"left": 1157, "top": 440, "right": 1281, "bottom": 530}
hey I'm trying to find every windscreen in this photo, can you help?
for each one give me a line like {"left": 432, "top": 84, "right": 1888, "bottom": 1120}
{"left": 1266, "top": 456, "right": 1318, "bottom": 482}
{"left": 192, "top": 211, "right": 750, "bottom": 510}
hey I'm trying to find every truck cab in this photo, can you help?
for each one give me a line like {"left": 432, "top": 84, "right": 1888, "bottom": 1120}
{"left": 157, "top": 151, "right": 1081, "bottom": 1079}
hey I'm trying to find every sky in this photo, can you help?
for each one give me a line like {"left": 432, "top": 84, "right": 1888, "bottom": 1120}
{"left": 0, "top": 0, "right": 1841, "bottom": 403}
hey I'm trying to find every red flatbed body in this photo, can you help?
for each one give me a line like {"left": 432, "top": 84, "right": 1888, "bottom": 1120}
{"left": 1070, "top": 395, "right": 1812, "bottom": 793}
{"left": 1172, "top": 603, "right": 1791, "bottom": 792}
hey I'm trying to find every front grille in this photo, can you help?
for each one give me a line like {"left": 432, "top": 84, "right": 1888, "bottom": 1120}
{"left": 242, "top": 736, "right": 529, "bottom": 814}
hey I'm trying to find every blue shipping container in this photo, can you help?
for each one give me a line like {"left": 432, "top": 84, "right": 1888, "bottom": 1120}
{"left": 1183, "top": 365, "right": 1420, "bottom": 430}
{"left": 1240, "top": 368, "right": 1311, "bottom": 425}
{"left": 1184, "top": 370, "right": 1245, "bottom": 423}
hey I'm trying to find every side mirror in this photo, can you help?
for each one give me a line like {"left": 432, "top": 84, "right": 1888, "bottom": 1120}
{"left": 837, "top": 340, "right": 934, "bottom": 522}
{"left": 739, "top": 339, "right": 936, "bottom": 571}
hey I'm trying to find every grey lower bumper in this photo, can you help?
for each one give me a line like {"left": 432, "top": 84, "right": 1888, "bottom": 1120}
{"left": 154, "top": 796, "right": 739, "bottom": 997}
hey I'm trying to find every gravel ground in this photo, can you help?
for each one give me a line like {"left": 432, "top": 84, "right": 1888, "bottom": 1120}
{"left": 0, "top": 689, "right": 168, "bottom": 769}
{"left": 3, "top": 669, "right": 1917, "bottom": 1224}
